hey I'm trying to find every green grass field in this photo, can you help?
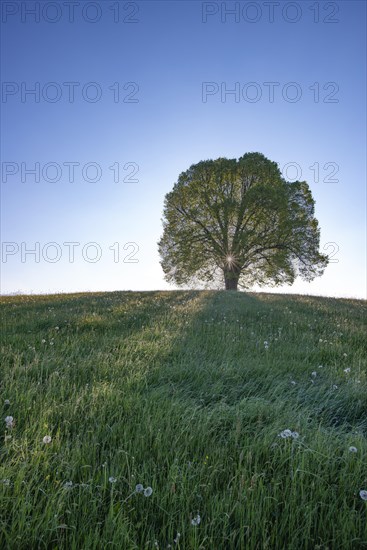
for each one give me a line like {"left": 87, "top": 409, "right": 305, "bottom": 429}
{"left": 1, "top": 290, "right": 366, "bottom": 549}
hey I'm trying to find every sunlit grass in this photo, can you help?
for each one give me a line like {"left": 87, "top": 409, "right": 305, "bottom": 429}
{"left": 1, "top": 290, "right": 366, "bottom": 549}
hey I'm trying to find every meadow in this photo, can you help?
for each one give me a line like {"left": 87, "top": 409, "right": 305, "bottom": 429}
{"left": 0, "top": 290, "right": 366, "bottom": 549}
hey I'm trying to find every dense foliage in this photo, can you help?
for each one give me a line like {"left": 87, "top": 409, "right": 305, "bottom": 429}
{"left": 159, "top": 153, "right": 328, "bottom": 290}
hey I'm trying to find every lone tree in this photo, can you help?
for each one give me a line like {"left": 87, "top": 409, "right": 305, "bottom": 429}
{"left": 158, "top": 152, "right": 328, "bottom": 291}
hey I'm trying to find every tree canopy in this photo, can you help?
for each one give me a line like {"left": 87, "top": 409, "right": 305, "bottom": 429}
{"left": 158, "top": 152, "right": 328, "bottom": 291}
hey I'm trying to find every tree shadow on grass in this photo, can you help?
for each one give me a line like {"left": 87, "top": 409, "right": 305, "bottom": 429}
{"left": 141, "top": 290, "right": 367, "bottom": 431}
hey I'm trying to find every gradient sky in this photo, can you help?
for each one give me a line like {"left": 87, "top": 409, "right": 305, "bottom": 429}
{"left": 1, "top": 0, "right": 366, "bottom": 298}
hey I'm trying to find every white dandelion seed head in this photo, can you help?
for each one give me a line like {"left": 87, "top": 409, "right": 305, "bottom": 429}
{"left": 279, "top": 429, "right": 293, "bottom": 438}
{"left": 5, "top": 416, "right": 14, "bottom": 428}
{"left": 359, "top": 490, "right": 367, "bottom": 501}
{"left": 43, "top": 435, "right": 52, "bottom": 444}
{"left": 144, "top": 486, "right": 153, "bottom": 497}
{"left": 109, "top": 477, "right": 117, "bottom": 484}
{"left": 349, "top": 446, "right": 358, "bottom": 453}
{"left": 63, "top": 481, "right": 73, "bottom": 489}
{"left": 191, "top": 514, "right": 201, "bottom": 526}
{"left": 135, "top": 483, "right": 144, "bottom": 493}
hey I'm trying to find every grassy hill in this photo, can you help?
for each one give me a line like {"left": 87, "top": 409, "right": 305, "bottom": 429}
{"left": 1, "top": 291, "right": 366, "bottom": 549}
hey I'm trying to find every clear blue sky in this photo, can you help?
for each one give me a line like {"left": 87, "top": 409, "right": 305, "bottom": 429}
{"left": 1, "top": 0, "right": 366, "bottom": 298}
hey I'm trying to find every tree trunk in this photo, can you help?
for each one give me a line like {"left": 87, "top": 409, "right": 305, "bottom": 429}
{"left": 224, "top": 270, "right": 239, "bottom": 291}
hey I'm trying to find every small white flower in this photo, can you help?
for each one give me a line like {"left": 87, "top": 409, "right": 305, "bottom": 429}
{"left": 343, "top": 353, "right": 347, "bottom": 357}
{"left": 191, "top": 514, "right": 201, "bottom": 526}
{"left": 359, "top": 490, "right": 367, "bottom": 501}
{"left": 135, "top": 483, "right": 144, "bottom": 493}
{"left": 311, "top": 371, "right": 317, "bottom": 378}
{"left": 291, "top": 431, "right": 300, "bottom": 439}
{"left": 5, "top": 416, "right": 14, "bottom": 428}
{"left": 4, "top": 399, "right": 10, "bottom": 406}
{"left": 109, "top": 477, "right": 117, "bottom": 484}
{"left": 43, "top": 435, "right": 52, "bottom": 444}
{"left": 349, "top": 446, "right": 358, "bottom": 453}
{"left": 332, "top": 384, "right": 338, "bottom": 390}
{"left": 41, "top": 339, "right": 46, "bottom": 344}
{"left": 55, "top": 326, "right": 60, "bottom": 330}
{"left": 344, "top": 368, "right": 351, "bottom": 374}
{"left": 144, "top": 486, "right": 153, "bottom": 497}
{"left": 318, "top": 365, "right": 323, "bottom": 369}
{"left": 264, "top": 340, "right": 269, "bottom": 350}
